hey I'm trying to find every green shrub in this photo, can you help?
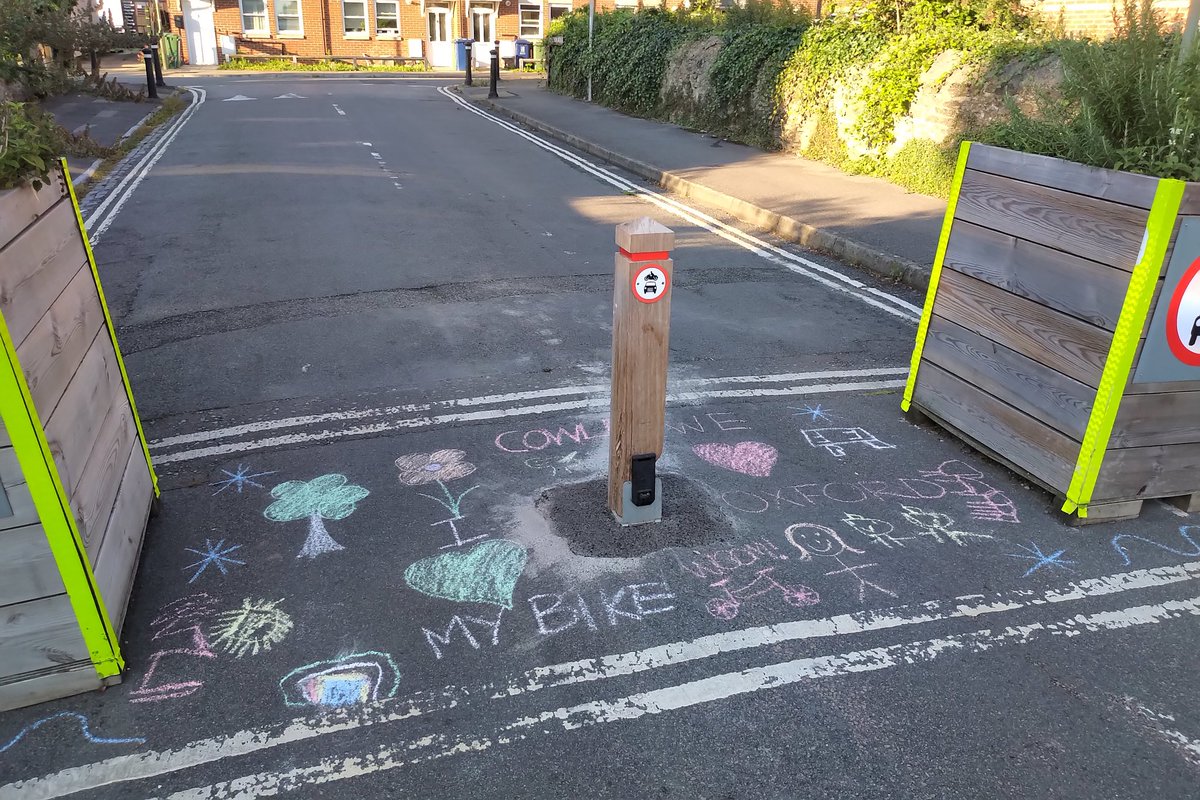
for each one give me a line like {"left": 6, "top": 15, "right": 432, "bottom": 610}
{"left": 0, "top": 101, "right": 61, "bottom": 189}
{"left": 706, "top": 22, "right": 808, "bottom": 146}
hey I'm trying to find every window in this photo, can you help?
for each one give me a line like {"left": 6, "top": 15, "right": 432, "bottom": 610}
{"left": 549, "top": 2, "right": 571, "bottom": 21}
{"left": 276, "top": 0, "right": 302, "bottom": 33}
{"left": 518, "top": 2, "right": 541, "bottom": 37}
{"left": 343, "top": 0, "right": 367, "bottom": 34}
{"left": 375, "top": 0, "right": 399, "bottom": 33}
{"left": 240, "top": 0, "right": 268, "bottom": 33}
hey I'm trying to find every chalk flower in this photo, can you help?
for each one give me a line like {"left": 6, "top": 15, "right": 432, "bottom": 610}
{"left": 395, "top": 449, "right": 477, "bottom": 485}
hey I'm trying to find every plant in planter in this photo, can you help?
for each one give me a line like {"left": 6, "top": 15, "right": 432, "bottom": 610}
{"left": 0, "top": 100, "right": 59, "bottom": 189}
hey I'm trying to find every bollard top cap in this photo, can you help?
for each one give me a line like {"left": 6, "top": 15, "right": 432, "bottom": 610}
{"left": 616, "top": 217, "right": 674, "bottom": 254}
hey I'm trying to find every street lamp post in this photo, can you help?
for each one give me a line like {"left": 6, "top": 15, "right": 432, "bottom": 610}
{"left": 587, "top": 0, "right": 594, "bottom": 102}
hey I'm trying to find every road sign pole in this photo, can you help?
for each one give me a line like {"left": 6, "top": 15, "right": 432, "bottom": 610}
{"left": 587, "top": 0, "right": 594, "bottom": 102}
{"left": 608, "top": 218, "right": 674, "bottom": 526}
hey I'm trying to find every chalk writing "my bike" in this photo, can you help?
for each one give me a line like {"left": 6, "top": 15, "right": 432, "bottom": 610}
{"left": 529, "top": 582, "right": 676, "bottom": 635}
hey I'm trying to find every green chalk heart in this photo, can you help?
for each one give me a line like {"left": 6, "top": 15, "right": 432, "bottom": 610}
{"left": 404, "top": 540, "right": 528, "bottom": 609}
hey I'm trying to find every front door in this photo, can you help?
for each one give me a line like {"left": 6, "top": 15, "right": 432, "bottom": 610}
{"left": 426, "top": 7, "right": 452, "bottom": 68}
{"left": 470, "top": 6, "right": 495, "bottom": 65}
{"left": 181, "top": 0, "right": 218, "bottom": 65}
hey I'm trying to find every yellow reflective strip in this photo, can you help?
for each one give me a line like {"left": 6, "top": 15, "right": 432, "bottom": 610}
{"left": 62, "top": 158, "right": 159, "bottom": 498}
{"left": 901, "top": 140, "right": 972, "bottom": 412}
{"left": 0, "top": 289, "right": 123, "bottom": 677}
{"left": 1062, "top": 178, "right": 1186, "bottom": 516}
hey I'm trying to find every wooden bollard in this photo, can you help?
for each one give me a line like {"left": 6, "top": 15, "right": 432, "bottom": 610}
{"left": 608, "top": 218, "right": 675, "bottom": 525}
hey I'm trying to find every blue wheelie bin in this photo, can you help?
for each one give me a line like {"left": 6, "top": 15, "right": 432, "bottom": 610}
{"left": 455, "top": 39, "right": 471, "bottom": 70}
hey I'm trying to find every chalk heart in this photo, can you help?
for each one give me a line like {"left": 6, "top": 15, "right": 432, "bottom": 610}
{"left": 404, "top": 540, "right": 528, "bottom": 609}
{"left": 692, "top": 442, "right": 778, "bottom": 478}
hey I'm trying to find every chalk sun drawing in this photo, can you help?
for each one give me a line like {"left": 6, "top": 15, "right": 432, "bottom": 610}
{"left": 279, "top": 651, "right": 400, "bottom": 708}
{"left": 801, "top": 427, "right": 895, "bottom": 458}
{"left": 211, "top": 464, "right": 277, "bottom": 495}
{"left": 1005, "top": 542, "right": 1076, "bottom": 577}
{"left": 183, "top": 539, "right": 245, "bottom": 584}
{"left": 790, "top": 404, "right": 832, "bottom": 422}
{"left": 0, "top": 712, "right": 145, "bottom": 754}
{"left": 404, "top": 540, "right": 528, "bottom": 609}
{"left": 211, "top": 598, "right": 294, "bottom": 658}
{"left": 691, "top": 442, "right": 778, "bottom": 478}
{"left": 264, "top": 474, "right": 369, "bottom": 559}
{"left": 1112, "top": 525, "right": 1200, "bottom": 566}
{"left": 396, "top": 449, "right": 483, "bottom": 548}
{"left": 785, "top": 522, "right": 895, "bottom": 602}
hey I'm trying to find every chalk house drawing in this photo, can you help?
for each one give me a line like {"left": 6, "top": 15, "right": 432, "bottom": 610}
{"left": 0, "top": 712, "right": 145, "bottom": 754}
{"left": 264, "top": 474, "right": 369, "bottom": 558}
{"left": 691, "top": 442, "right": 778, "bottom": 477}
{"left": 800, "top": 427, "right": 895, "bottom": 458}
{"left": 404, "top": 540, "right": 528, "bottom": 609}
{"left": 279, "top": 651, "right": 400, "bottom": 708}
{"left": 211, "top": 598, "right": 294, "bottom": 658}
{"left": 395, "top": 449, "right": 482, "bottom": 548}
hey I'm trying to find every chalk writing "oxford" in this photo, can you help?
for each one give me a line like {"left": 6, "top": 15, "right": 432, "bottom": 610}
{"left": 721, "top": 477, "right": 949, "bottom": 513}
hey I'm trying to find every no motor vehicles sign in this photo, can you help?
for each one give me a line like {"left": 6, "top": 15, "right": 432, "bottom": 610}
{"left": 1134, "top": 218, "right": 1200, "bottom": 383}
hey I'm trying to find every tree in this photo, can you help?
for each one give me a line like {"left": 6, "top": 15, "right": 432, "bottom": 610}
{"left": 264, "top": 474, "right": 369, "bottom": 559}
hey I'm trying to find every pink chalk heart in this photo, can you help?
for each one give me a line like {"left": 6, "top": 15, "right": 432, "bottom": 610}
{"left": 692, "top": 442, "right": 778, "bottom": 478}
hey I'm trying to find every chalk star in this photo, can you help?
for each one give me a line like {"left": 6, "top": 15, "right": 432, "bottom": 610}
{"left": 211, "top": 464, "right": 276, "bottom": 495}
{"left": 790, "top": 404, "right": 832, "bottom": 422}
{"left": 1005, "top": 541, "right": 1076, "bottom": 577}
{"left": 183, "top": 539, "right": 245, "bottom": 584}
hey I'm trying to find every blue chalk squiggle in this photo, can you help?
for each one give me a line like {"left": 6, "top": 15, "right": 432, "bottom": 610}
{"left": 1111, "top": 525, "right": 1200, "bottom": 566}
{"left": 0, "top": 711, "right": 145, "bottom": 755}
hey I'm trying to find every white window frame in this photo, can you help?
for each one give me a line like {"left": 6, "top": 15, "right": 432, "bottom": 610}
{"left": 548, "top": 1, "right": 572, "bottom": 22}
{"left": 375, "top": 0, "right": 400, "bottom": 36}
{"left": 343, "top": 0, "right": 370, "bottom": 38}
{"left": 276, "top": 0, "right": 303, "bottom": 37}
{"left": 239, "top": 0, "right": 270, "bottom": 36}
{"left": 518, "top": 1, "right": 542, "bottom": 38}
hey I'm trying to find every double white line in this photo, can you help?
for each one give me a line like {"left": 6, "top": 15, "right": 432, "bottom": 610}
{"left": 84, "top": 87, "right": 207, "bottom": 245}
{"left": 438, "top": 86, "right": 922, "bottom": 325}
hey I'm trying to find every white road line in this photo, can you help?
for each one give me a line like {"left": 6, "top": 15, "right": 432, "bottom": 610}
{"left": 8, "top": 562, "right": 1198, "bottom": 800}
{"left": 150, "top": 379, "right": 905, "bottom": 464}
{"left": 149, "top": 367, "right": 908, "bottom": 449}
{"left": 332, "top": 103, "right": 346, "bottom": 115}
{"left": 158, "top": 595, "right": 1200, "bottom": 798}
{"left": 438, "top": 86, "right": 921, "bottom": 324}
{"left": 84, "top": 88, "right": 206, "bottom": 244}
{"left": 1133, "top": 703, "right": 1200, "bottom": 766}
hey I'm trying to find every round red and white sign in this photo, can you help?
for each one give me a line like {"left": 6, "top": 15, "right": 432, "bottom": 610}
{"left": 632, "top": 264, "right": 669, "bottom": 304}
{"left": 1166, "top": 255, "right": 1200, "bottom": 367}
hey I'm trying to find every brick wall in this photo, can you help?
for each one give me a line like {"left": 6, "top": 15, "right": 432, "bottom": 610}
{"left": 1026, "top": 0, "right": 1189, "bottom": 36}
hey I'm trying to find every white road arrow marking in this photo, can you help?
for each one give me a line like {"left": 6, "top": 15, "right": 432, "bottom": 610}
{"left": 273, "top": 93, "right": 305, "bottom": 99}
{"left": 222, "top": 95, "right": 255, "bottom": 101}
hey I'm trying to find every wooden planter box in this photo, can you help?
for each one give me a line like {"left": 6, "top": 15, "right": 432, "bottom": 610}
{"left": 903, "top": 143, "right": 1200, "bottom": 523}
{"left": 0, "top": 163, "right": 158, "bottom": 709}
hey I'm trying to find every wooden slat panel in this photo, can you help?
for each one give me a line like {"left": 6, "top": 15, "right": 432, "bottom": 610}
{"left": 93, "top": 441, "right": 153, "bottom": 632}
{"left": 0, "top": 482, "right": 39, "bottom": 532}
{"left": 966, "top": 144, "right": 1160, "bottom": 209}
{"left": 16, "top": 264, "right": 107, "bottom": 415}
{"left": 913, "top": 362, "right": 1078, "bottom": 491}
{"left": 931, "top": 269, "right": 1112, "bottom": 387}
{"left": 0, "top": 523, "right": 65, "bottom": 607}
{"left": 0, "top": 175, "right": 67, "bottom": 251}
{"left": 922, "top": 316, "right": 1094, "bottom": 440}
{"left": 0, "top": 594, "right": 89, "bottom": 676}
{"left": 0, "top": 662, "right": 103, "bottom": 712}
{"left": 43, "top": 331, "right": 121, "bottom": 496}
{"left": 955, "top": 169, "right": 1149, "bottom": 270}
{"left": 0, "top": 446, "right": 22, "bottom": 487}
{"left": 1110, "top": 391, "right": 1200, "bottom": 448}
{"left": 0, "top": 199, "right": 88, "bottom": 347}
{"left": 73, "top": 387, "right": 136, "bottom": 556}
{"left": 1179, "top": 188, "right": 1200, "bottom": 215}
{"left": 1096, "top": 442, "right": 1200, "bottom": 500}
{"left": 943, "top": 220, "right": 1129, "bottom": 330}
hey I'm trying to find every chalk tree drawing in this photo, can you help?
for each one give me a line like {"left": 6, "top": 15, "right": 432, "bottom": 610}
{"left": 919, "top": 460, "right": 1020, "bottom": 523}
{"left": 183, "top": 539, "right": 245, "bottom": 584}
{"left": 1111, "top": 525, "right": 1200, "bottom": 566}
{"left": 279, "top": 651, "right": 400, "bottom": 708}
{"left": 899, "top": 505, "right": 993, "bottom": 546}
{"left": 264, "top": 474, "right": 369, "bottom": 558}
{"left": 211, "top": 598, "right": 294, "bottom": 658}
{"left": 0, "top": 712, "right": 145, "bottom": 754}
{"left": 691, "top": 442, "right": 778, "bottom": 477}
{"left": 396, "top": 449, "right": 483, "bottom": 548}
{"left": 404, "top": 540, "right": 528, "bottom": 609}
{"left": 212, "top": 464, "right": 277, "bottom": 495}
{"left": 1005, "top": 542, "right": 1076, "bottom": 577}
{"left": 705, "top": 568, "right": 819, "bottom": 620}
{"left": 800, "top": 427, "right": 895, "bottom": 458}
{"left": 130, "top": 594, "right": 219, "bottom": 703}
{"left": 840, "top": 513, "right": 914, "bottom": 549}
{"left": 785, "top": 522, "right": 896, "bottom": 602}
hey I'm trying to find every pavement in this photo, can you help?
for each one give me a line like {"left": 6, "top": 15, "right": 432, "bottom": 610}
{"left": 461, "top": 82, "right": 946, "bottom": 287}
{"left": 0, "top": 73, "right": 1197, "bottom": 800}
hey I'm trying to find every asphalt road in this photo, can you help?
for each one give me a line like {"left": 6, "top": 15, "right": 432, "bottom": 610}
{"left": 1, "top": 74, "right": 1198, "bottom": 800}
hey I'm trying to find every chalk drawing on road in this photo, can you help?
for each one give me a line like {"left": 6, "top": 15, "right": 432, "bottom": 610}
{"left": 264, "top": 474, "right": 369, "bottom": 559}
{"left": 130, "top": 594, "right": 218, "bottom": 703}
{"left": 397, "top": 449, "right": 483, "bottom": 547}
{"left": 692, "top": 441, "right": 778, "bottom": 477}
{"left": 211, "top": 464, "right": 277, "bottom": 495}
{"left": 840, "top": 513, "right": 914, "bottom": 549}
{"left": 801, "top": 427, "right": 895, "bottom": 458}
{"left": 211, "top": 598, "right": 293, "bottom": 658}
{"left": 183, "top": 539, "right": 245, "bottom": 584}
{"left": 784, "top": 522, "right": 895, "bottom": 602}
{"left": 790, "top": 404, "right": 832, "bottom": 422}
{"left": 530, "top": 583, "right": 678, "bottom": 634}
{"left": 279, "top": 652, "right": 400, "bottom": 708}
{"left": 673, "top": 539, "right": 788, "bottom": 580}
{"left": 899, "top": 505, "right": 993, "bottom": 546}
{"left": 919, "top": 460, "right": 1020, "bottom": 523}
{"left": 664, "top": 412, "right": 749, "bottom": 435}
{"left": 1004, "top": 542, "right": 1076, "bottom": 577}
{"left": 705, "top": 567, "right": 819, "bottom": 620}
{"left": 1112, "top": 525, "right": 1200, "bottom": 566}
{"left": 422, "top": 610, "right": 505, "bottom": 660}
{"left": 524, "top": 450, "right": 585, "bottom": 478}
{"left": 0, "top": 712, "right": 145, "bottom": 754}
{"left": 404, "top": 540, "right": 528, "bottom": 609}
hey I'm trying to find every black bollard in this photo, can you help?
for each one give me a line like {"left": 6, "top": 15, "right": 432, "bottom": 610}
{"left": 487, "top": 44, "right": 499, "bottom": 99}
{"left": 151, "top": 43, "right": 166, "bottom": 87}
{"left": 465, "top": 39, "right": 473, "bottom": 87}
{"left": 143, "top": 47, "right": 158, "bottom": 98}
{"left": 494, "top": 39, "right": 501, "bottom": 81}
